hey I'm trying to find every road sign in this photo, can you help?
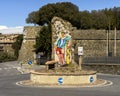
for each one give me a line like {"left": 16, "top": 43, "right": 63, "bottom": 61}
{"left": 90, "top": 76, "right": 94, "bottom": 83}
{"left": 78, "top": 47, "right": 83, "bottom": 55}
{"left": 28, "top": 60, "right": 32, "bottom": 65}
{"left": 58, "top": 77, "right": 63, "bottom": 85}
{"left": 38, "top": 54, "right": 41, "bottom": 59}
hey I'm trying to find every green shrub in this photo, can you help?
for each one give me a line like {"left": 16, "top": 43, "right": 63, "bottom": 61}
{"left": 0, "top": 52, "right": 16, "bottom": 62}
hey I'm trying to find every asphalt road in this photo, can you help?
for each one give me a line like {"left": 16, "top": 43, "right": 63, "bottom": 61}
{"left": 0, "top": 61, "right": 120, "bottom": 96}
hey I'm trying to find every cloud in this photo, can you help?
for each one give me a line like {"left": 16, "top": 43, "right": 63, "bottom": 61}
{"left": 0, "top": 25, "right": 8, "bottom": 30}
{"left": 0, "top": 25, "right": 23, "bottom": 34}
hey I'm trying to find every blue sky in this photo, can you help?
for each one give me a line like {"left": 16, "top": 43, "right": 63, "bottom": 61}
{"left": 0, "top": 0, "right": 120, "bottom": 34}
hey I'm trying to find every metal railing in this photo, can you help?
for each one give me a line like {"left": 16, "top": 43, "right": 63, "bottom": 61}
{"left": 83, "top": 56, "right": 120, "bottom": 64}
{"left": 74, "top": 54, "right": 120, "bottom": 65}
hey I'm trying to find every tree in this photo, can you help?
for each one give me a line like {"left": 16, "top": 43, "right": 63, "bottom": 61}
{"left": 79, "top": 11, "right": 93, "bottom": 29}
{"left": 91, "top": 10, "right": 108, "bottom": 29}
{"left": 103, "top": 8, "right": 116, "bottom": 30}
{"left": 26, "top": 2, "right": 80, "bottom": 28}
{"left": 26, "top": 2, "right": 120, "bottom": 30}
{"left": 34, "top": 24, "right": 52, "bottom": 55}
{"left": 26, "top": 11, "right": 40, "bottom": 26}
{"left": 112, "top": 7, "right": 120, "bottom": 29}
{"left": 12, "top": 34, "right": 23, "bottom": 58}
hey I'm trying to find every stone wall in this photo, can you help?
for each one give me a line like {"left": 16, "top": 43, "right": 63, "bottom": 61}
{"left": 3, "top": 44, "right": 15, "bottom": 55}
{"left": 0, "top": 34, "right": 19, "bottom": 56}
{"left": 18, "top": 26, "right": 41, "bottom": 64}
{"left": 18, "top": 26, "right": 120, "bottom": 65}
{"left": 72, "top": 29, "right": 120, "bottom": 57}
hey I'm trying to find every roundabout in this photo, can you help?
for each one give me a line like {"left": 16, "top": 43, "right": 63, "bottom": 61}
{"left": 16, "top": 17, "right": 109, "bottom": 88}
{"left": 16, "top": 69, "right": 113, "bottom": 88}
{"left": 30, "top": 69, "right": 97, "bottom": 85}
{"left": 1, "top": 61, "right": 119, "bottom": 96}
{"left": 16, "top": 79, "right": 112, "bottom": 88}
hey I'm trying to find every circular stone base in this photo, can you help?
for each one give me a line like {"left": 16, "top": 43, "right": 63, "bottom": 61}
{"left": 17, "top": 79, "right": 111, "bottom": 88}
{"left": 30, "top": 70, "right": 97, "bottom": 85}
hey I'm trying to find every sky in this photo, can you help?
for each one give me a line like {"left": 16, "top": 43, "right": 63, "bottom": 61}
{"left": 0, "top": 0, "right": 120, "bottom": 34}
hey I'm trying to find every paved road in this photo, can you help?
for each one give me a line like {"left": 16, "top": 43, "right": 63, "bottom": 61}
{"left": 0, "top": 61, "right": 120, "bottom": 96}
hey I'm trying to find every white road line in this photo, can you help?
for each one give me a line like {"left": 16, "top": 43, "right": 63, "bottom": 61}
{"left": 0, "top": 67, "right": 18, "bottom": 70}
{"left": 4, "top": 68, "right": 8, "bottom": 70}
{"left": 13, "top": 66, "right": 18, "bottom": 68}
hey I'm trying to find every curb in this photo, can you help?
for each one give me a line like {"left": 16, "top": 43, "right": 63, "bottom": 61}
{"left": 16, "top": 79, "right": 112, "bottom": 88}
{"left": 17, "top": 67, "right": 31, "bottom": 74}
{"left": 17, "top": 65, "right": 46, "bottom": 74}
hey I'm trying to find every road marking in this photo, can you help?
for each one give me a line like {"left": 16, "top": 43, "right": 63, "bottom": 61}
{"left": 4, "top": 68, "right": 8, "bottom": 70}
{"left": 13, "top": 66, "right": 18, "bottom": 68}
{"left": 17, "top": 67, "right": 24, "bottom": 74}
{"left": 0, "top": 67, "right": 18, "bottom": 70}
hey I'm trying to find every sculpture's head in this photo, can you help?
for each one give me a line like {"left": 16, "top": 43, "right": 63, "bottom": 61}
{"left": 61, "top": 31, "right": 65, "bottom": 38}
